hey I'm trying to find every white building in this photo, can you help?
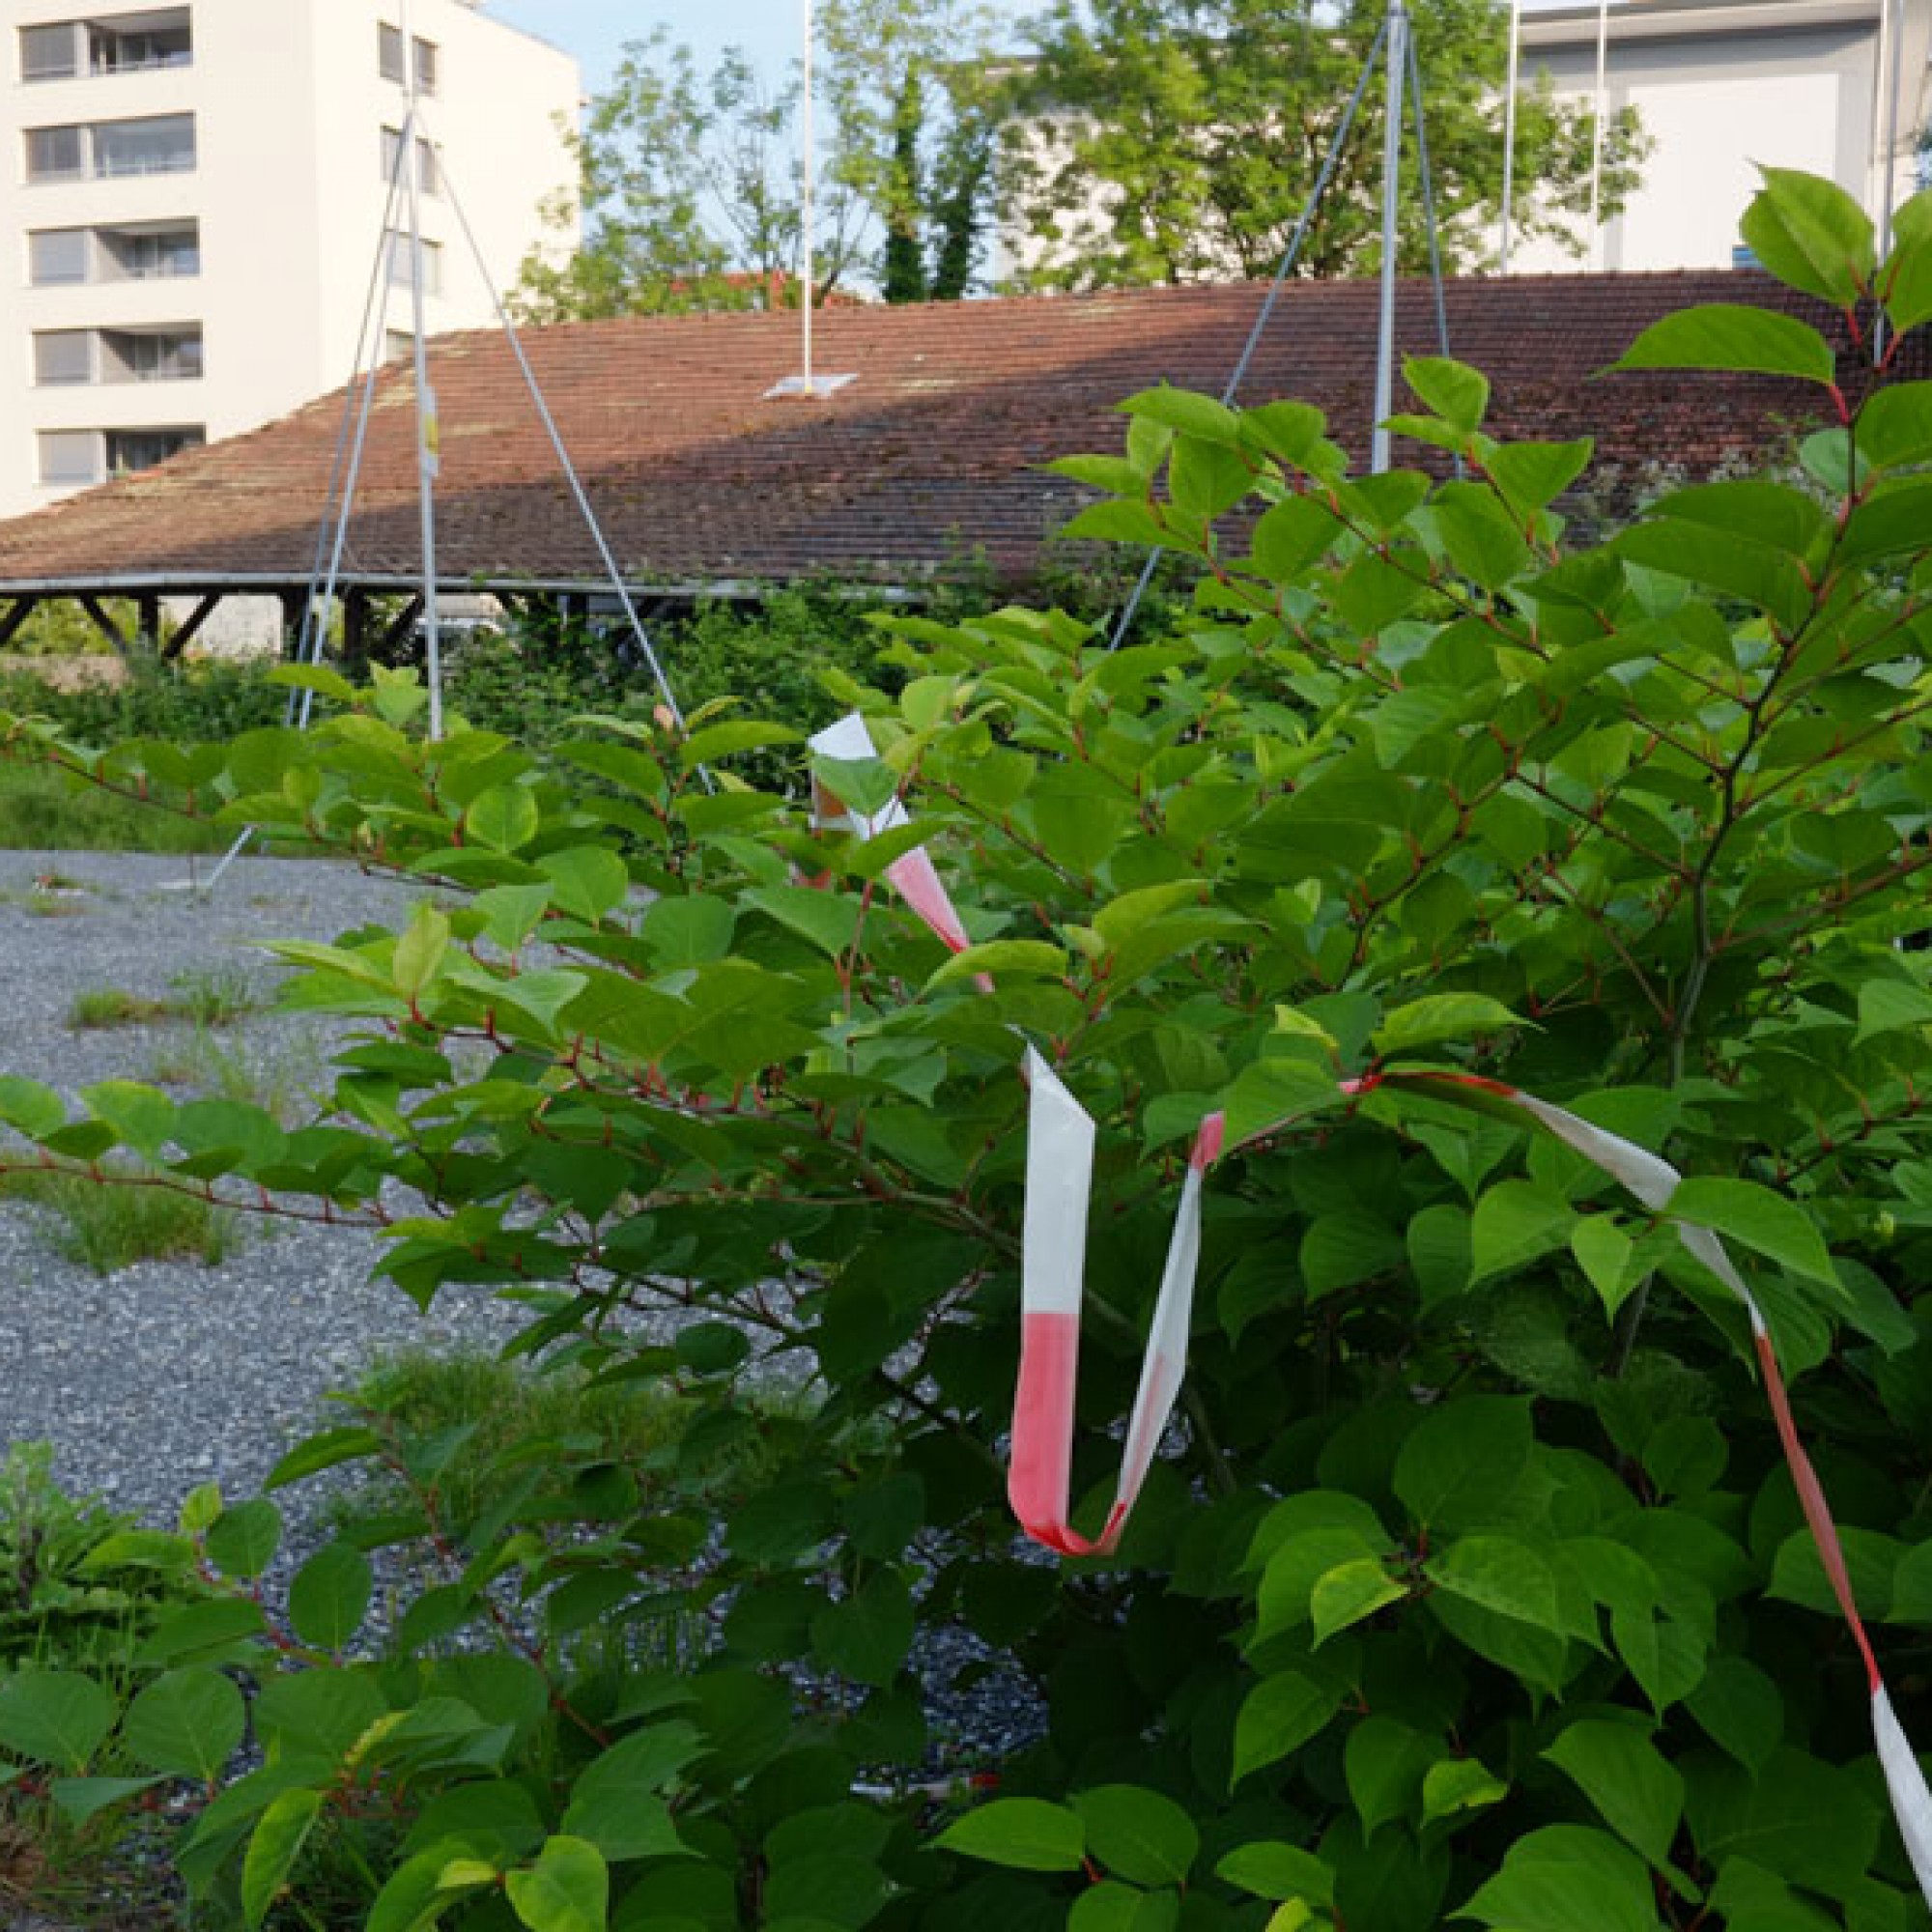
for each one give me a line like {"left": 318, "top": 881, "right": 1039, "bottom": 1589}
{"left": 0, "top": 0, "right": 578, "bottom": 515}
{"left": 1510, "top": 0, "right": 1932, "bottom": 271}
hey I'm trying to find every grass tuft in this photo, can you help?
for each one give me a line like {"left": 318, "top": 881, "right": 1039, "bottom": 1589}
{"left": 0, "top": 1164, "right": 238, "bottom": 1274}
{"left": 67, "top": 966, "right": 263, "bottom": 1033}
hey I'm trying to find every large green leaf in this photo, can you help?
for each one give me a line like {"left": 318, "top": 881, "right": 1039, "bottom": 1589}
{"left": 1543, "top": 1719, "right": 1685, "bottom": 1871}
{"left": 1610, "top": 304, "right": 1836, "bottom": 384}
{"left": 1392, "top": 1396, "right": 1531, "bottom": 1532}
{"left": 123, "top": 1666, "right": 246, "bottom": 1779}
{"left": 936, "top": 1797, "right": 1086, "bottom": 1872}
{"left": 0, "top": 1671, "right": 116, "bottom": 1773}
{"left": 1426, "top": 1534, "right": 1563, "bottom": 1634}
{"left": 504, "top": 1836, "right": 609, "bottom": 1932}
{"left": 1740, "top": 166, "right": 1875, "bottom": 303}
{"left": 1071, "top": 1784, "right": 1199, "bottom": 1887}
{"left": 242, "top": 1787, "right": 325, "bottom": 1931}
{"left": 1230, "top": 1672, "right": 1342, "bottom": 1787}
{"left": 1664, "top": 1177, "right": 1834, "bottom": 1287}
{"left": 1460, "top": 1826, "right": 1663, "bottom": 1932}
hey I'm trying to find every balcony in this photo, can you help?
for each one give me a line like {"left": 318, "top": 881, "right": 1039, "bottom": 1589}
{"left": 20, "top": 11, "right": 192, "bottom": 82}
{"left": 34, "top": 323, "right": 204, "bottom": 386}
{"left": 29, "top": 219, "right": 199, "bottom": 284}
{"left": 25, "top": 113, "right": 195, "bottom": 183}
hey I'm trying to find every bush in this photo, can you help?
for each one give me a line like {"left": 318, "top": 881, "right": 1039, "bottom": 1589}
{"left": 0, "top": 169, "right": 1926, "bottom": 1928}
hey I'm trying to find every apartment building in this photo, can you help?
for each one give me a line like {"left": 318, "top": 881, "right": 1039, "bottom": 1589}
{"left": 0, "top": 0, "right": 578, "bottom": 515}
{"left": 1510, "top": 0, "right": 1932, "bottom": 271}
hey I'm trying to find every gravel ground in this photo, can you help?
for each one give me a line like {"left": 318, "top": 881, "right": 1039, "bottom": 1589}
{"left": 0, "top": 848, "right": 529, "bottom": 1524}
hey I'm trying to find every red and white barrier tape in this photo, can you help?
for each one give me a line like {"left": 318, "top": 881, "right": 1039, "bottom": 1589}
{"left": 809, "top": 715, "right": 1932, "bottom": 1896}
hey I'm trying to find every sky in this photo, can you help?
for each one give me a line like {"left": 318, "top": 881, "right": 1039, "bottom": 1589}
{"left": 481, "top": 0, "right": 1051, "bottom": 99}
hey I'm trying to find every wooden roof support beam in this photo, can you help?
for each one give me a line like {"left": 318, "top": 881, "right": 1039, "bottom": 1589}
{"left": 163, "top": 593, "right": 220, "bottom": 660}
{"left": 0, "top": 598, "right": 40, "bottom": 652}
{"left": 77, "top": 595, "right": 129, "bottom": 655}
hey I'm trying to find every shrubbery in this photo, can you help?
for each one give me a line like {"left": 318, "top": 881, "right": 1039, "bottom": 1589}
{"left": 0, "top": 169, "right": 1927, "bottom": 1929}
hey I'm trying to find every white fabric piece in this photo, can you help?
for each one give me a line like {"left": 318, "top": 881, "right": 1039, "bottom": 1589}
{"left": 1875, "top": 1685, "right": 1932, "bottom": 1910}
{"left": 1512, "top": 1092, "right": 1680, "bottom": 1210}
{"left": 1023, "top": 1046, "right": 1095, "bottom": 1318}
{"left": 1116, "top": 1162, "right": 1207, "bottom": 1507}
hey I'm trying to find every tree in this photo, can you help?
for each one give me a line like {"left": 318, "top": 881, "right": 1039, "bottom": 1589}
{"left": 1006, "top": 0, "right": 1648, "bottom": 287}
{"left": 512, "top": 2, "right": 1005, "bottom": 323}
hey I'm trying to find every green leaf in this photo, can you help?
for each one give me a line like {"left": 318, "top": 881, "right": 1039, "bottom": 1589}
{"left": 1404, "top": 356, "right": 1489, "bottom": 431}
{"left": 1427, "top": 1533, "right": 1563, "bottom": 1633}
{"left": 1066, "top": 1882, "right": 1181, "bottom": 1932}
{"left": 1741, "top": 166, "right": 1875, "bottom": 303}
{"left": 264, "top": 1426, "right": 383, "bottom": 1489}
{"left": 48, "top": 1774, "right": 167, "bottom": 1826}
{"left": 925, "top": 939, "right": 1065, "bottom": 988}
{"left": 1421, "top": 1757, "right": 1507, "bottom": 1822}
{"left": 1344, "top": 1715, "right": 1436, "bottom": 1836}
{"left": 1122, "top": 385, "right": 1240, "bottom": 442}
{"left": 288, "top": 1542, "right": 374, "bottom": 1653}
{"left": 810, "top": 1571, "right": 915, "bottom": 1687}
{"left": 680, "top": 720, "right": 801, "bottom": 768}
{"left": 1392, "top": 1395, "right": 1531, "bottom": 1533}
{"left": 1230, "top": 1672, "right": 1342, "bottom": 1786}
{"left": 123, "top": 1665, "right": 245, "bottom": 1779}
{"left": 1685, "top": 1656, "right": 1783, "bottom": 1772}
{"left": 935, "top": 1797, "right": 1086, "bottom": 1872}
{"left": 1610, "top": 303, "right": 1836, "bottom": 385}
{"left": 0, "top": 1671, "right": 116, "bottom": 1773}
{"left": 1460, "top": 1826, "right": 1662, "bottom": 1932}
{"left": 1686, "top": 1747, "right": 1877, "bottom": 1896}
{"left": 205, "top": 1498, "right": 282, "bottom": 1580}
{"left": 1571, "top": 1214, "right": 1641, "bottom": 1320}
{"left": 640, "top": 895, "right": 736, "bottom": 969}
{"left": 392, "top": 903, "right": 451, "bottom": 1001}
{"left": 1215, "top": 1841, "right": 1335, "bottom": 1906}
{"left": 1373, "top": 993, "right": 1520, "bottom": 1055}
{"left": 242, "top": 1787, "right": 325, "bottom": 1930}
{"left": 1543, "top": 1719, "right": 1685, "bottom": 1870}
{"left": 1855, "top": 977, "right": 1932, "bottom": 1041}
{"left": 1310, "top": 1559, "right": 1406, "bottom": 1645}
{"left": 558, "top": 1722, "right": 701, "bottom": 1863}
{"left": 1470, "top": 1180, "right": 1575, "bottom": 1284}
{"left": 1665, "top": 1177, "right": 1835, "bottom": 1287}
{"left": 466, "top": 784, "right": 541, "bottom": 854}
{"left": 505, "top": 1836, "right": 609, "bottom": 1932}
{"left": 1071, "top": 1784, "right": 1199, "bottom": 1886}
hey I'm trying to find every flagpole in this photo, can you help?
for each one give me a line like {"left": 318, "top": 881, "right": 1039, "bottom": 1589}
{"left": 399, "top": 0, "right": 442, "bottom": 739}
{"left": 1372, "top": 0, "right": 1407, "bottom": 474}
{"left": 800, "top": 0, "right": 815, "bottom": 394}
{"left": 1498, "top": 0, "right": 1521, "bottom": 270}
{"left": 1588, "top": 0, "right": 1610, "bottom": 269}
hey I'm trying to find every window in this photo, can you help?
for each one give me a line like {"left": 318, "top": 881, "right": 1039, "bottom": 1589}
{"left": 100, "top": 220, "right": 198, "bottom": 279}
{"left": 384, "top": 329, "right": 414, "bottom": 362}
{"left": 33, "top": 330, "right": 92, "bottom": 385}
{"left": 99, "top": 326, "right": 202, "bottom": 382}
{"left": 93, "top": 113, "right": 193, "bottom": 176}
{"left": 412, "top": 36, "right": 437, "bottom": 94}
{"left": 26, "top": 114, "right": 195, "bottom": 182}
{"left": 28, "top": 227, "right": 90, "bottom": 284}
{"left": 19, "top": 23, "right": 79, "bottom": 81}
{"left": 87, "top": 10, "right": 192, "bottom": 75}
{"left": 25, "top": 125, "right": 83, "bottom": 181}
{"left": 384, "top": 231, "right": 441, "bottom": 295}
{"left": 29, "top": 221, "right": 197, "bottom": 283}
{"left": 38, "top": 430, "right": 98, "bottom": 486}
{"left": 104, "top": 425, "right": 201, "bottom": 472}
{"left": 378, "top": 21, "right": 404, "bottom": 82}
{"left": 380, "top": 126, "right": 439, "bottom": 193}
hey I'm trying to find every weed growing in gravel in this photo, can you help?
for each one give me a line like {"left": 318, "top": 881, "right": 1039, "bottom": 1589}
{"left": 66, "top": 968, "right": 261, "bottom": 1033}
{"left": 144, "top": 1028, "right": 318, "bottom": 1123}
{"left": 0, "top": 1165, "right": 237, "bottom": 1274}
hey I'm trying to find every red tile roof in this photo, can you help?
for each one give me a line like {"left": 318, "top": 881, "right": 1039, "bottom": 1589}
{"left": 0, "top": 270, "right": 1895, "bottom": 593}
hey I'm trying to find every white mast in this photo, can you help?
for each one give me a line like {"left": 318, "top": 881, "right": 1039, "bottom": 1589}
{"left": 1588, "top": 0, "right": 1610, "bottom": 268}
{"left": 800, "top": 0, "right": 815, "bottom": 393}
{"left": 399, "top": 0, "right": 442, "bottom": 740}
{"left": 1498, "top": 0, "right": 1521, "bottom": 271}
{"left": 1372, "top": 0, "right": 1408, "bottom": 474}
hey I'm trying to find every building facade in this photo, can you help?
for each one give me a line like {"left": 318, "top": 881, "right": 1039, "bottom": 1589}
{"left": 0, "top": 0, "right": 578, "bottom": 515}
{"left": 1511, "top": 0, "right": 1932, "bottom": 272}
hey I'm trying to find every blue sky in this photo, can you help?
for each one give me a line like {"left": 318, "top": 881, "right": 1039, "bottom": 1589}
{"left": 482, "top": 1, "right": 1052, "bottom": 98}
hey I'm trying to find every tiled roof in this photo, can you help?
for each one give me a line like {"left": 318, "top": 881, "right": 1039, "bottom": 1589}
{"left": 0, "top": 270, "right": 1898, "bottom": 593}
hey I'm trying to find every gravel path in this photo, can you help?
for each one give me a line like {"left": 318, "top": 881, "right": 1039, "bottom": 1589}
{"left": 0, "top": 848, "right": 528, "bottom": 1526}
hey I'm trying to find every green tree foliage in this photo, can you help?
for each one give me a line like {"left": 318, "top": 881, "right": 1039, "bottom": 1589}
{"left": 5, "top": 171, "right": 1932, "bottom": 1926}
{"left": 1008, "top": 0, "right": 1649, "bottom": 285}
{"left": 513, "top": 1, "right": 1005, "bottom": 322}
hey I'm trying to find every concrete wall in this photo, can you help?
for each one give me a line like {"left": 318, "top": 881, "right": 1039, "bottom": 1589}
{"left": 0, "top": 0, "right": 578, "bottom": 515}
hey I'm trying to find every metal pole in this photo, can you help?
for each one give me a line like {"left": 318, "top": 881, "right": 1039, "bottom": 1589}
{"left": 400, "top": 0, "right": 442, "bottom": 739}
{"left": 800, "top": 0, "right": 815, "bottom": 393}
{"left": 1874, "top": 0, "right": 1905, "bottom": 355}
{"left": 1588, "top": 0, "right": 1609, "bottom": 269}
{"left": 1372, "top": 0, "right": 1407, "bottom": 475}
{"left": 1499, "top": 0, "right": 1521, "bottom": 271}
